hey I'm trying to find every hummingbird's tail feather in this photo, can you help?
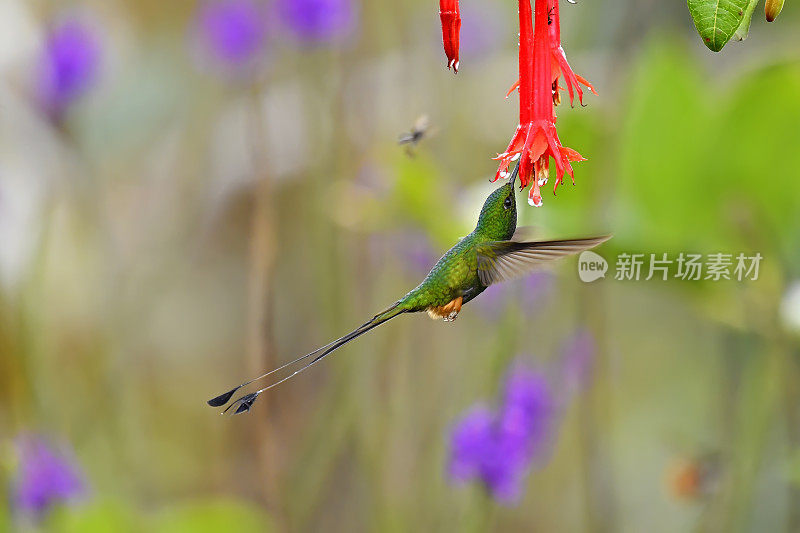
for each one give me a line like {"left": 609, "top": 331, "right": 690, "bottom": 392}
{"left": 206, "top": 342, "right": 333, "bottom": 407}
{"left": 208, "top": 303, "right": 408, "bottom": 414}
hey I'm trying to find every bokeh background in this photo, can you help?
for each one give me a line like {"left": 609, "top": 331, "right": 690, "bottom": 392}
{"left": 1, "top": 0, "right": 800, "bottom": 531}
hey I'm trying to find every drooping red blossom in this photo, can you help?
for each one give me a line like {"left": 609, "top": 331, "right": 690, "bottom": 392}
{"left": 439, "top": 0, "right": 461, "bottom": 73}
{"left": 547, "top": 0, "right": 596, "bottom": 106}
{"left": 504, "top": 0, "right": 596, "bottom": 107}
{"left": 493, "top": 0, "right": 584, "bottom": 207}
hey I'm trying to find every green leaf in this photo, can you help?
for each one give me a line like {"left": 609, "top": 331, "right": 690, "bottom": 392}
{"left": 687, "top": 0, "right": 755, "bottom": 52}
{"left": 733, "top": 0, "right": 759, "bottom": 41}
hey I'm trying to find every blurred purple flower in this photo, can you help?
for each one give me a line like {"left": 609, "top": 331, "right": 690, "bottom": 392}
{"left": 275, "top": 0, "right": 358, "bottom": 45}
{"left": 36, "top": 17, "right": 101, "bottom": 118}
{"left": 197, "top": 0, "right": 268, "bottom": 69}
{"left": 561, "top": 329, "right": 596, "bottom": 394}
{"left": 12, "top": 435, "right": 86, "bottom": 517}
{"left": 449, "top": 405, "right": 496, "bottom": 481}
{"left": 449, "top": 365, "right": 555, "bottom": 502}
{"left": 498, "top": 366, "right": 555, "bottom": 457}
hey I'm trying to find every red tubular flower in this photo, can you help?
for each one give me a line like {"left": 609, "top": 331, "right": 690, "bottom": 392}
{"left": 493, "top": 0, "right": 584, "bottom": 207}
{"left": 439, "top": 0, "right": 461, "bottom": 73}
{"left": 504, "top": 0, "right": 596, "bottom": 107}
{"left": 547, "top": 0, "right": 596, "bottom": 106}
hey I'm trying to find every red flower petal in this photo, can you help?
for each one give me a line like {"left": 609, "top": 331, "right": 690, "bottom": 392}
{"left": 528, "top": 129, "right": 549, "bottom": 165}
{"left": 505, "top": 79, "right": 520, "bottom": 99}
{"left": 439, "top": 0, "right": 461, "bottom": 73}
{"left": 575, "top": 74, "right": 598, "bottom": 95}
{"left": 551, "top": 47, "right": 595, "bottom": 106}
{"left": 493, "top": 0, "right": 588, "bottom": 206}
{"left": 492, "top": 125, "right": 528, "bottom": 181}
{"left": 547, "top": 0, "right": 596, "bottom": 106}
{"left": 560, "top": 146, "right": 585, "bottom": 162}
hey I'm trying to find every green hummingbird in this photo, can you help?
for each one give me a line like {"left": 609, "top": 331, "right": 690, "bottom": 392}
{"left": 208, "top": 165, "right": 610, "bottom": 414}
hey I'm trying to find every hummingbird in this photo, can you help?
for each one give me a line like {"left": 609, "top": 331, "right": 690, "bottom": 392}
{"left": 208, "top": 164, "right": 610, "bottom": 415}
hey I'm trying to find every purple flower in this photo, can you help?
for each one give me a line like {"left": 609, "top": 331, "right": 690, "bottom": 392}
{"left": 275, "top": 0, "right": 358, "bottom": 45}
{"left": 561, "top": 329, "right": 596, "bottom": 394}
{"left": 448, "top": 365, "right": 555, "bottom": 502}
{"left": 449, "top": 405, "right": 528, "bottom": 501}
{"left": 498, "top": 367, "right": 555, "bottom": 459}
{"left": 449, "top": 405, "right": 496, "bottom": 482}
{"left": 36, "top": 17, "right": 101, "bottom": 118}
{"left": 197, "top": 0, "right": 268, "bottom": 71}
{"left": 12, "top": 435, "right": 86, "bottom": 517}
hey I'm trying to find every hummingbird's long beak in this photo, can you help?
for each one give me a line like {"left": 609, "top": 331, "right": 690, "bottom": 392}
{"left": 509, "top": 159, "right": 521, "bottom": 188}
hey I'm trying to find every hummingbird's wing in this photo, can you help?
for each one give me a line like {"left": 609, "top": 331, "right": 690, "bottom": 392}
{"left": 476, "top": 235, "right": 611, "bottom": 286}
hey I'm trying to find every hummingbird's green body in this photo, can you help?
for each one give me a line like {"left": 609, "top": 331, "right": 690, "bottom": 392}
{"left": 396, "top": 181, "right": 517, "bottom": 319}
{"left": 208, "top": 178, "right": 609, "bottom": 414}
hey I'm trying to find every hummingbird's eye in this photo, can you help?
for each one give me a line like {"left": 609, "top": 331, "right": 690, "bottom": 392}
{"left": 503, "top": 196, "right": 513, "bottom": 210}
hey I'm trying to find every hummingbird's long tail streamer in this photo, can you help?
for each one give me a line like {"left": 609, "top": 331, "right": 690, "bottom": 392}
{"left": 207, "top": 303, "right": 408, "bottom": 414}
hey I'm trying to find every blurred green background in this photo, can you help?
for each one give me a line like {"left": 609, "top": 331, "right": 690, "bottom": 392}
{"left": 1, "top": 0, "right": 800, "bottom": 531}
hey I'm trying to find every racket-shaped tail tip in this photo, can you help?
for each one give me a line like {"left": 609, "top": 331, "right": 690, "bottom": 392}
{"left": 223, "top": 392, "right": 260, "bottom": 415}
{"left": 207, "top": 387, "right": 240, "bottom": 407}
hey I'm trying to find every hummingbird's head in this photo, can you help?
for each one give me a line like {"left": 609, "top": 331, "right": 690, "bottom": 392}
{"left": 475, "top": 179, "right": 517, "bottom": 240}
